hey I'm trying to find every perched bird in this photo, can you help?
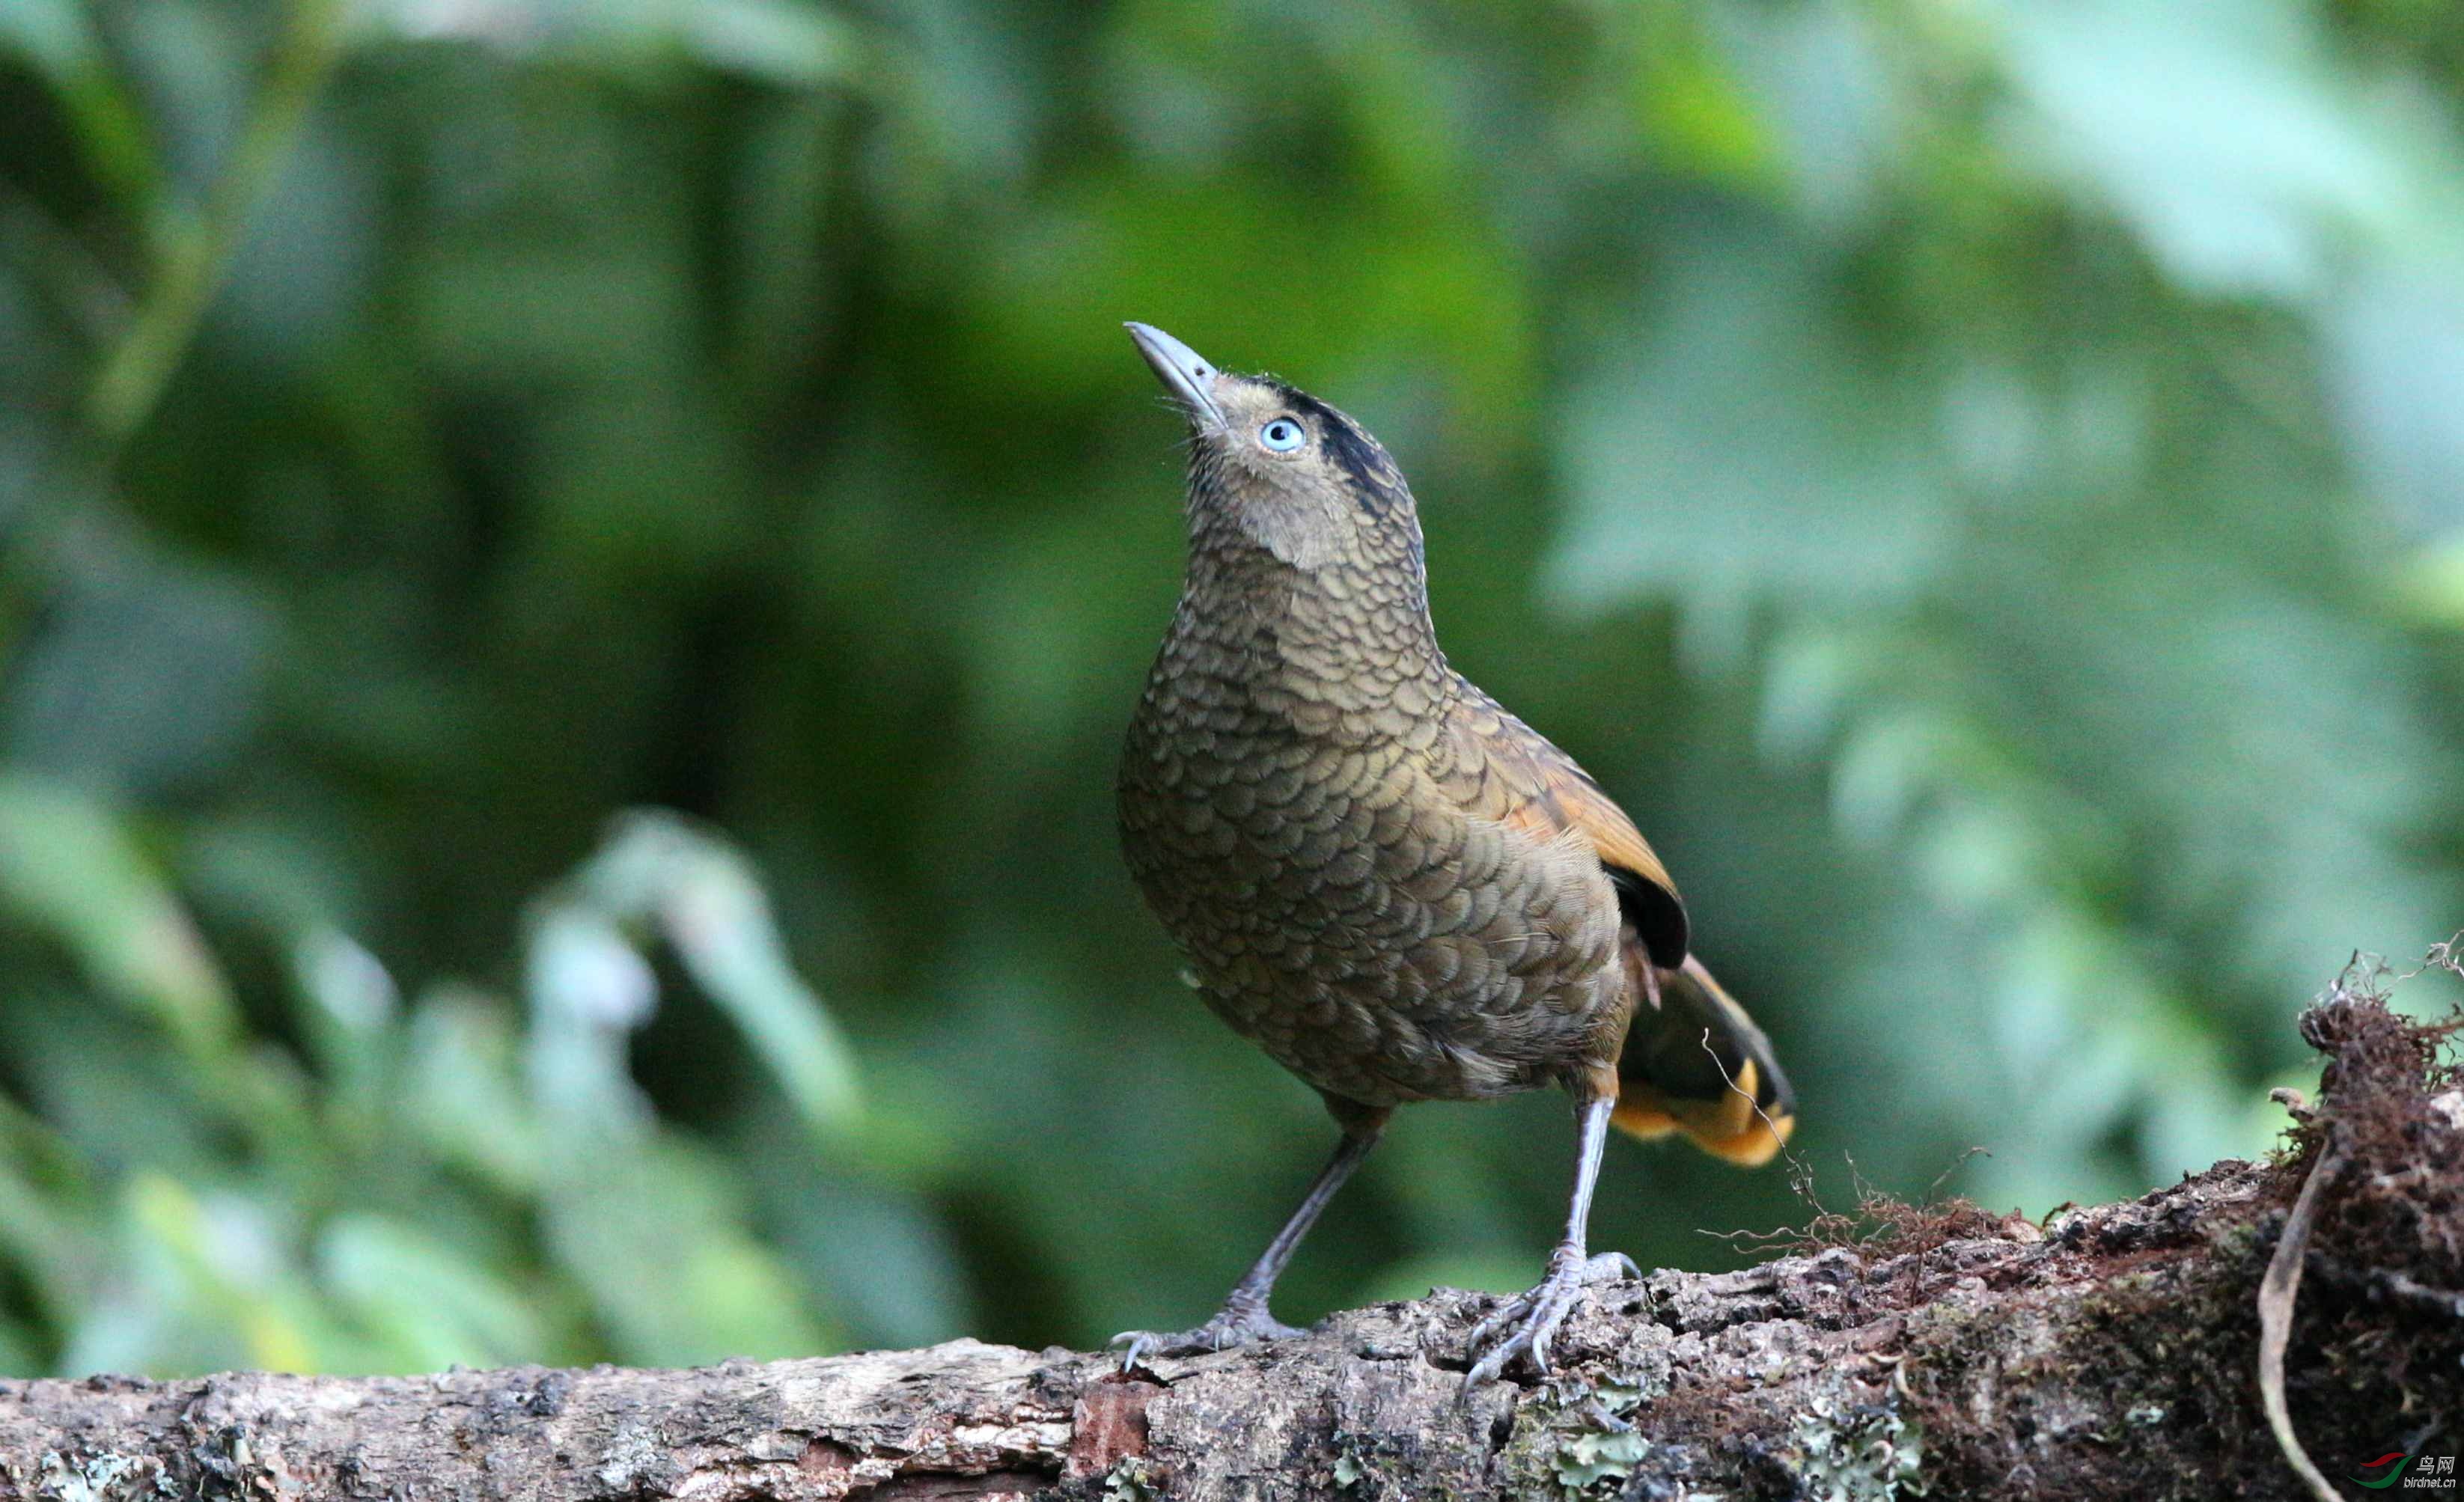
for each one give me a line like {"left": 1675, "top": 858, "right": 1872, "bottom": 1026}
{"left": 1113, "top": 324, "right": 1796, "bottom": 1387}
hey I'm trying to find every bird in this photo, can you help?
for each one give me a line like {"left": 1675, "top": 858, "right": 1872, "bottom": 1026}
{"left": 1111, "top": 323, "right": 1796, "bottom": 1390}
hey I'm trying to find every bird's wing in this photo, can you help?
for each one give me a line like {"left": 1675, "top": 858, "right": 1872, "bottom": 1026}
{"left": 1438, "top": 680, "right": 1688, "bottom": 968}
{"left": 1439, "top": 680, "right": 1793, "bottom": 1164}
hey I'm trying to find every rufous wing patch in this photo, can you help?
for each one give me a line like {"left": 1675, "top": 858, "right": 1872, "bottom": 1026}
{"left": 1448, "top": 686, "right": 1689, "bottom": 966}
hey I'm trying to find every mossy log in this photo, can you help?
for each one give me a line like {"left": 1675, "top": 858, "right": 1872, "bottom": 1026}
{"left": 1, "top": 994, "right": 2454, "bottom": 1501}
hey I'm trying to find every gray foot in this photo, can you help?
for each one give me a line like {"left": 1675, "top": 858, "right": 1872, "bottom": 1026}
{"left": 1111, "top": 1301, "right": 1305, "bottom": 1370}
{"left": 1462, "top": 1248, "right": 1638, "bottom": 1392}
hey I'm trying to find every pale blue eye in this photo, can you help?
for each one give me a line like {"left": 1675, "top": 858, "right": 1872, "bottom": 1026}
{"left": 1260, "top": 417, "right": 1306, "bottom": 452}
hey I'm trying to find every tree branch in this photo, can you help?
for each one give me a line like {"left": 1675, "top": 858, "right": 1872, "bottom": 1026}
{"left": 1, "top": 995, "right": 2454, "bottom": 1501}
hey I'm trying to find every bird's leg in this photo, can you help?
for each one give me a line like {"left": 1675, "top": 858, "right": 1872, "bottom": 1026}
{"left": 1462, "top": 1093, "right": 1635, "bottom": 1391}
{"left": 1112, "top": 1106, "right": 1389, "bottom": 1368}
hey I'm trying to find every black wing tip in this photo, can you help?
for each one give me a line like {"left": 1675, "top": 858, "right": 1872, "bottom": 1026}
{"left": 1608, "top": 865, "right": 1689, "bottom": 968}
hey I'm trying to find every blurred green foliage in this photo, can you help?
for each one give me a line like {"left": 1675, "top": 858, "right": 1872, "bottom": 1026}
{"left": 3, "top": 0, "right": 2463, "bottom": 1379}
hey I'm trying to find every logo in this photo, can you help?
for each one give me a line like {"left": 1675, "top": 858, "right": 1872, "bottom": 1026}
{"left": 2357, "top": 1452, "right": 2457, "bottom": 1492}
{"left": 2358, "top": 1455, "right": 2414, "bottom": 1490}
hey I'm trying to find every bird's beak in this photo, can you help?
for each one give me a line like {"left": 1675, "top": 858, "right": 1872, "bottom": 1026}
{"left": 1126, "top": 322, "right": 1227, "bottom": 428}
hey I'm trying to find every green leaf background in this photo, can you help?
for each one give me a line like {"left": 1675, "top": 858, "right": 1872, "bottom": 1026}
{"left": 1, "top": 0, "right": 2461, "bottom": 1376}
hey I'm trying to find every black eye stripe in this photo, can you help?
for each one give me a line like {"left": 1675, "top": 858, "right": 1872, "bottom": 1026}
{"left": 1269, "top": 386, "right": 1401, "bottom": 515}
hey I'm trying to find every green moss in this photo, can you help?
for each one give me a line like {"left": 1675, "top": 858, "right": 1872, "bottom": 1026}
{"left": 1552, "top": 1429, "right": 1653, "bottom": 1495}
{"left": 1100, "top": 1456, "right": 1156, "bottom": 1502}
{"left": 32, "top": 1451, "right": 175, "bottom": 1502}
{"left": 1491, "top": 1375, "right": 1676, "bottom": 1501}
{"left": 1787, "top": 1390, "right": 1927, "bottom": 1502}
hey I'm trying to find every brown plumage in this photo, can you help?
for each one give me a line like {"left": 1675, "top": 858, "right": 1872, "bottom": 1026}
{"left": 1112, "top": 324, "right": 1793, "bottom": 1387}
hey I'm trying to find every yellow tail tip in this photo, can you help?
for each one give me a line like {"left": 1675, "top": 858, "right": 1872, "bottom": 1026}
{"left": 1611, "top": 1100, "right": 1796, "bottom": 1167}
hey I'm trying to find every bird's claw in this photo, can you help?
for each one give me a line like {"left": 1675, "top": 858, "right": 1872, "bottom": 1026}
{"left": 1110, "top": 1302, "right": 1306, "bottom": 1372}
{"left": 1461, "top": 1249, "right": 1637, "bottom": 1393}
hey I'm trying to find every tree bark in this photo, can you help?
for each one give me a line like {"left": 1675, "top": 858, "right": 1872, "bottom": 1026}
{"left": 1, "top": 996, "right": 2454, "bottom": 1502}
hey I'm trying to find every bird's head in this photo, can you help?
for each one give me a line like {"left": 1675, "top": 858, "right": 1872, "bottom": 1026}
{"left": 1126, "top": 323, "right": 1422, "bottom": 576}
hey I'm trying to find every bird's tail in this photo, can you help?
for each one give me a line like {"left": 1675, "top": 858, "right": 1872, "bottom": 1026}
{"left": 1611, "top": 954, "right": 1796, "bottom": 1166}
